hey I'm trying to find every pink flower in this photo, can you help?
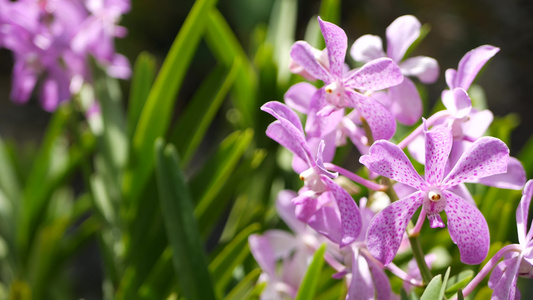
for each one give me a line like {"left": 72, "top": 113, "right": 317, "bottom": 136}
{"left": 360, "top": 124, "right": 509, "bottom": 265}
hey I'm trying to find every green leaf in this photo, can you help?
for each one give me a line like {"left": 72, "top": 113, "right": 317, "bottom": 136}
{"left": 295, "top": 244, "right": 326, "bottom": 300}
{"left": 154, "top": 139, "right": 216, "bottom": 300}
{"left": 224, "top": 268, "right": 262, "bottom": 300}
{"left": 205, "top": 9, "right": 257, "bottom": 128}
{"left": 123, "top": 0, "right": 218, "bottom": 206}
{"left": 190, "top": 129, "right": 254, "bottom": 220}
{"left": 171, "top": 59, "right": 241, "bottom": 166}
{"left": 439, "top": 267, "right": 451, "bottom": 300}
{"left": 445, "top": 270, "right": 474, "bottom": 297}
{"left": 137, "top": 247, "right": 175, "bottom": 300}
{"left": 403, "top": 23, "right": 431, "bottom": 60}
{"left": 209, "top": 223, "right": 260, "bottom": 297}
{"left": 266, "top": 0, "right": 297, "bottom": 84}
{"left": 128, "top": 52, "right": 156, "bottom": 139}
{"left": 420, "top": 274, "right": 442, "bottom": 300}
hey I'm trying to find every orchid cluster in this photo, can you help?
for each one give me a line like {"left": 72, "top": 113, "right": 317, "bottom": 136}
{"left": 253, "top": 15, "right": 531, "bottom": 299}
{"left": 0, "top": 0, "right": 130, "bottom": 111}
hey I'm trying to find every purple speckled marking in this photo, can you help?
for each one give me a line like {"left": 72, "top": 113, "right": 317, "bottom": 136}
{"left": 344, "top": 57, "right": 403, "bottom": 91}
{"left": 324, "top": 176, "right": 362, "bottom": 246}
{"left": 290, "top": 41, "right": 333, "bottom": 83}
{"left": 360, "top": 140, "right": 427, "bottom": 190}
{"left": 366, "top": 191, "right": 425, "bottom": 265}
{"left": 442, "top": 137, "right": 509, "bottom": 189}
{"left": 348, "top": 90, "right": 396, "bottom": 141}
{"left": 424, "top": 125, "right": 452, "bottom": 185}
{"left": 318, "top": 17, "right": 347, "bottom": 80}
{"left": 443, "top": 190, "right": 489, "bottom": 264}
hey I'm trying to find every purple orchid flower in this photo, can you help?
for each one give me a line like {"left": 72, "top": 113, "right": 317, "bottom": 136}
{"left": 289, "top": 17, "right": 403, "bottom": 141}
{"left": 350, "top": 15, "right": 439, "bottom": 125}
{"left": 262, "top": 101, "right": 362, "bottom": 246}
{"left": 442, "top": 45, "right": 499, "bottom": 118}
{"left": 461, "top": 180, "right": 533, "bottom": 299}
{"left": 360, "top": 123, "right": 509, "bottom": 265}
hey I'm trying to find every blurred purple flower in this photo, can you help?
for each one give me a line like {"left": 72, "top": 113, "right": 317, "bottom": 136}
{"left": 351, "top": 15, "right": 439, "bottom": 125}
{"left": 360, "top": 124, "right": 509, "bottom": 265}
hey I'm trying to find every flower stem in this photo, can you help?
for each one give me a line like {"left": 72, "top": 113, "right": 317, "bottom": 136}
{"left": 324, "top": 163, "right": 387, "bottom": 192}
{"left": 460, "top": 243, "right": 522, "bottom": 298}
{"left": 408, "top": 235, "right": 433, "bottom": 284}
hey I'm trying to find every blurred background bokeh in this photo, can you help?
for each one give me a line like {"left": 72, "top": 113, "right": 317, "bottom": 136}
{"left": 1, "top": 0, "right": 533, "bottom": 298}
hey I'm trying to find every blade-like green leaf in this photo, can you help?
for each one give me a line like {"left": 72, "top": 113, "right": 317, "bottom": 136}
{"left": 123, "top": 0, "right": 218, "bottom": 206}
{"left": 209, "top": 223, "right": 260, "bottom": 297}
{"left": 171, "top": 59, "right": 241, "bottom": 166}
{"left": 224, "top": 268, "right": 262, "bottom": 300}
{"left": 205, "top": 9, "right": 257, "bottom": 128}
{"left": 445, "top": 270, "right": 474, "bottom": 297}
{"left": 438, "top": 267, "right": 451, "bottom": 300}
{"left": 420, "top": 274, "right": 442, "bottom": 300}
{"left": 154, "top": 139, "right": 216, "bottom": 300}
{"left": 295, "top": 244, "right": 326, "bottom": 300}
{"left": 128, "top": 52, "right": 156, "bottom": 139}
{"left": 190, "top": 129, "right": 254, "bottom": 218}
{"left": 267, "top": 0, "right": 296, "bottom": 84}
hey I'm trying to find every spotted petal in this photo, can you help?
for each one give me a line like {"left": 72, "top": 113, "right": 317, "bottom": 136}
{"left": 344, "top": 57, "right": 403, "bottom": 91}
{"left": 443, "top": 190, "right": 490, "bottom": 264}
{"left": 441, "top": 137, "right": 509, "bottom": 189}
{"left": 424, "top": 124, "right": 453, "bottom": 185}
{"left": 517, "top": 180, "right": 533, "bottom": 245}
{"left": 323, "top": 176, "right": 362, "bottom": 246}
{"left": 388, "top": 77, "right": 422, "bottom": 125}
{"left": 386, "top": 15, "right": 421, "bottom": 62}
{"left": 473, "top": 157, "right": 526, "bottom": 191}
{"left": 360, "top": 140, "right": 427, "bottom": 190}
{"left": 290, "top": 41, "right": 332, "bottom": 83}
{"left": 366, "top": 191, "right": 425, "bottom": 265}
{"left": 318, "top": 17, "right": 347, "bottom": 79}
{"left": 347, "top": 90, "right": 397, "bottom": 141}
{"left": 489, "top": 255, "right": 521, "bottom": 300}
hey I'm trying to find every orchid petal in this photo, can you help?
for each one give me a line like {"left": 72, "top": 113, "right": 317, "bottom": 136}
{"left": 407, "top": 133, "right": 426, "bottom": 165}
{"left": 360, "top": 140, "right": 427, "bottom": 190}
{"left": 347, "top": 90, "right": 397, "bottom": 141}
{"left": 399, "top": 56, "right": 439, "bottom": 84}
{"left": 318, "top": 17, "right": 347, "bottom": 79}
{"left": 517, "top": 180, "right": 533, "bottom": 245}
{"left": 350, "top": 34, "right": 386, "bottom": 63}
{"left": 348, "top": 251, "right": 375, "bottom": 300}
{"left": 448, "top": 184, "right": 476, "bottom": 205}
{"left": 423, "top": 194, "right": 447, "bottom": 228}
{"left": 386, "top": 15, "right": 421, "bottom": 62}
{"left": 306, "top": 88, "right": 343, "bottom": 138}
{"left": 366, "top": 191, "right": 425, "bottom": 265}
{"left": 249, "top": 234, "right": 276, "bottom": 277}
{"left": 388, "top": 77, "right": 422, "bottom": 125}
{"left": 366, "top": 254, "right": 392, "bottom": 300}
{"left": 11, "top": 60, "right": 37, "bottom": 103}
{"left": 307, "top": 205, "right": 342, "bottom": 244}
{"left": 293, "top": 192, "right": 319, "bottom": 222}
{"left": 442, "top": 137, "right": 509, "bottom": 189}
{"left": 442, "top": 88, "right": 472, "bottom": 118}
{"left": 462, "top": 109, "right": 493, "bottom": 139}
{"left": 323, "top": 176, "right": 362, "bottom": 246}
{"left": 454, "top": 45, "right": 500, "bottom": 90}
{"left": 266, "top": 121, "right": 311, "bottom": 167}
{"left": 443, "top": 190, "right": 490, "bottom": 264}
{"left": 344, "top": 57, "right": 403, "bottom": 91}
{"left": 276, "top": 190, "right": 306, "bottom": 234}
{"left": 445, "top": 69, "right": 457, "bottom": 90}
{"left": 290, "top": 41, "right": 332, "bottom": 82}
{"left": 262, "top": 101, "right": 304, "bottom": 133}
{"left": 284, "top": 82, "right": 317, "bottom": 114}
{"left": 489, "top": 256, "right": 521, "bottom": 300}
{"left": 424, "top": 125, "right": 453, "bottom": 185}
{"left": 473, "top": 157, "right": 526, "bottom": 191}
{"left": 262, "top": 230, "right": 299, "bottom": 259}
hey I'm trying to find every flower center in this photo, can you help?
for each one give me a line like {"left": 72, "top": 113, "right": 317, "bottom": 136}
{"left": 428, "top": 188, "right": 442, "bottom": 202}
{"left": 299, "top": 167, "right": 327, "bottom": 194}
